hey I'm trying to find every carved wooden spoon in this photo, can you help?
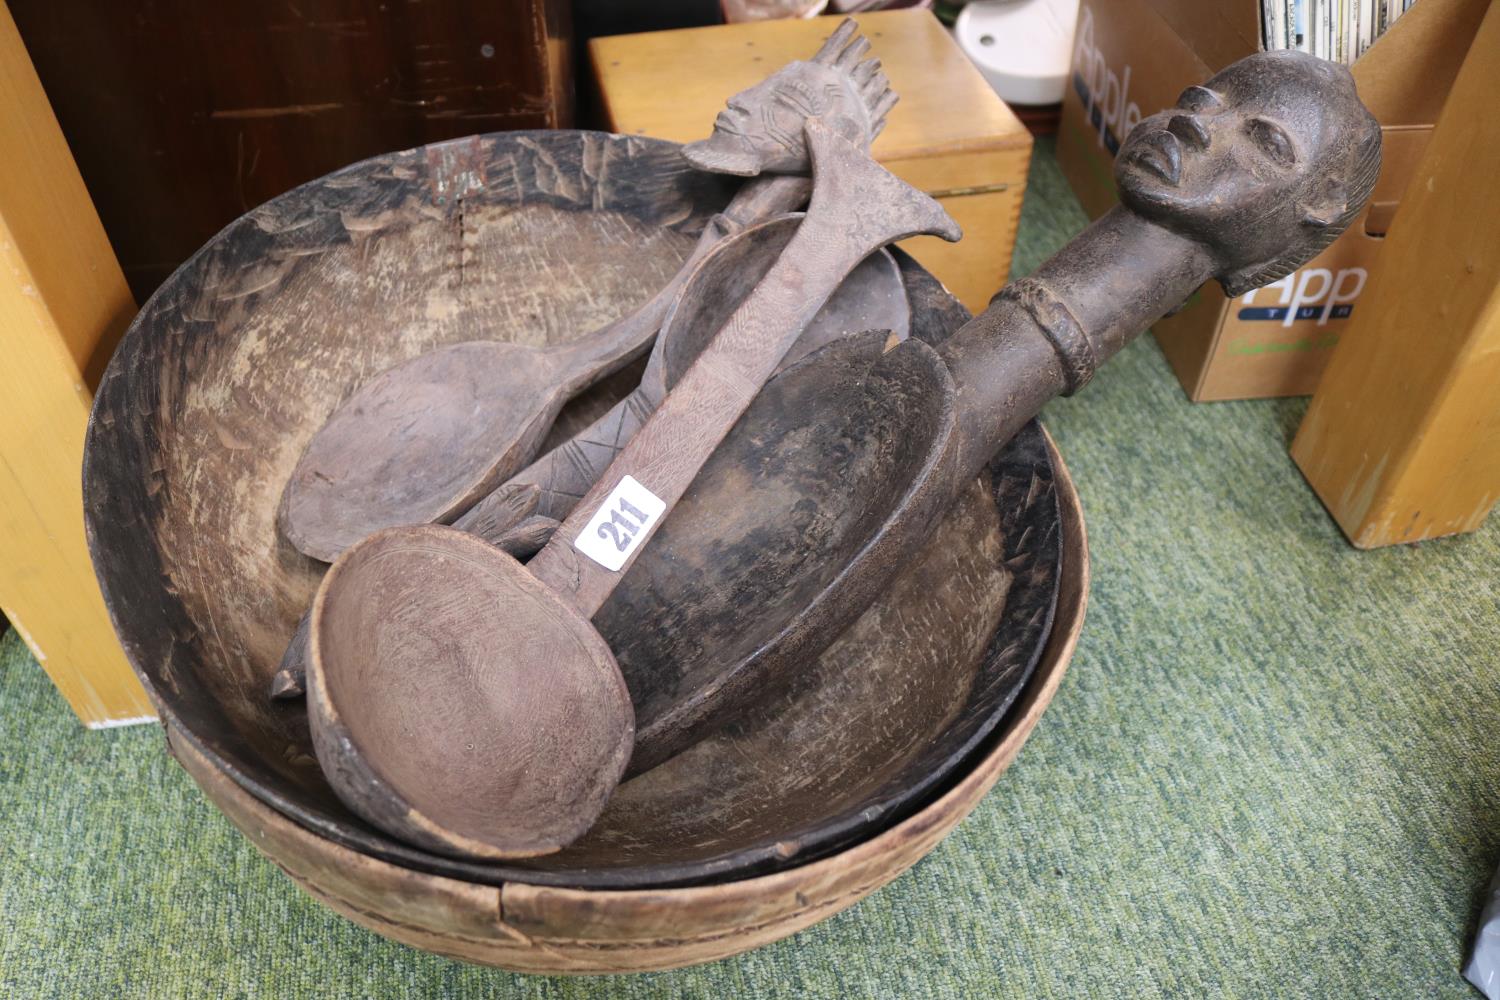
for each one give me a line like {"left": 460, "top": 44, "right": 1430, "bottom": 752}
{"left": 269, "top": 212, "right": 909, "bottom": 701}
{"left": 305, "top": 121, "right": 960, "bottom": 858}
{"left": 591, "top": 49, "right": 1386, "bottom": 773}
{"left": 266, "top": 480, "right": 554, "bottom": 700}
{"left": 278, "top": 18, "right": 893, "bottom": 564}
{"left": 277, "top": 329, "right": 648, "bottom": 563}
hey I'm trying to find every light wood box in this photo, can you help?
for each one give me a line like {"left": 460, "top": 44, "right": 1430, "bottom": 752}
{"left": 589, "top": 9, "right": 1034, "bottom": 315}
{"left": 1, "top": 4, "right": 153, "bottom": 726}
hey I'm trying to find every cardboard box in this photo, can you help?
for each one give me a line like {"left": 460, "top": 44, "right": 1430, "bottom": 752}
{"left": 1056, "top": 0, "right": 1486, "bottom": 400}
{"left": 589, "top": 10, "right": 1033, "bottom": 315}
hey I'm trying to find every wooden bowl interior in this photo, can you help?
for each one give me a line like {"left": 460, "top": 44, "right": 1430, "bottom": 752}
{"left": 84, "top": 131, "right": 1059, "bottom": 890}
{"left": 86, "top": 131, "right": 726, "bottom": 807}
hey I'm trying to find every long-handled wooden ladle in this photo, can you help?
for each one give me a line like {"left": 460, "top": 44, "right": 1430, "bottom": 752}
{"left": 573, "top": 49, "right": 1387, "bottom": 774}
{"left": 305, "top": 121, "right": 960, "bottom": 858}
{"left": 278, "top": 19, "right": 893, "bottom": 563}
{"left": 268, "top": 212, "right": 909, "bottom": 700}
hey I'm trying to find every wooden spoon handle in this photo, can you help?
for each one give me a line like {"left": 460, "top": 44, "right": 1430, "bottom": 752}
{"left": 543, "top": 174, "right": 811, "bottom": 394}
{"left": 460, "top": 385, "right": 662, "bottom": 526}
{"left": 528, "top": 121, "right": 960, "bottom": 617}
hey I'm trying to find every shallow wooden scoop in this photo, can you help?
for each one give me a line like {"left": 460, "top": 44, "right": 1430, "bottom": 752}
{"left": 599, "top": 48, "right": 1385, "bottom": 772}
{"left": 278, "top": 19, "right": 895, "bottom": 564}
{"left": 306, "top": 121, "right": 960, "bottom": 858}
{"left": 269, "top": 213, "right": 907, "bottom": 701}
{"left": 278, "top": 331, "right": 646, "bottom": 563}
{"left": 266, "top": 481, "right": 554, "bottom": 701}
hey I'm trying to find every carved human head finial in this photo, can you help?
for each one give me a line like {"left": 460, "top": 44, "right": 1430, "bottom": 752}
{"left": 1114, "top": 50, "right": 1381, "bottom": 296}
{"left": 683, "top": 19, "right": 897, "bottom": 177}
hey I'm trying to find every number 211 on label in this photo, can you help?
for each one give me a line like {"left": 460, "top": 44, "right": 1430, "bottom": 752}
{"left": 572, "top": 475, "right": 667, "bottom": 571}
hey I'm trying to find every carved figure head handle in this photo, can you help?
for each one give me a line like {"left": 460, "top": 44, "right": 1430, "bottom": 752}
{"left": 1114, "top": 50, "right": 1382, "bottom": 297}
{"left": 682, "top": 19, "right": 897, "bottom": 178}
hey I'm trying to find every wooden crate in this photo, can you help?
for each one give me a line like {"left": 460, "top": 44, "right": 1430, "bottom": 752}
{"left": 590, "top": 9, "right": 1034, "bottom": 315}
{"left": 1291, "top": 3, "right": 1500, "bottom": 548}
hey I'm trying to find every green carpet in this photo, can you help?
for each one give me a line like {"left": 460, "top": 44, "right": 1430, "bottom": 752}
{"left": 3, "top": 139, "right": 1497, "bottom": 999}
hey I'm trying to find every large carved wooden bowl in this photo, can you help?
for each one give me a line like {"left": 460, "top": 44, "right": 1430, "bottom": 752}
{"left": 83, "top": 131, "right": 1070, "bottom": 900}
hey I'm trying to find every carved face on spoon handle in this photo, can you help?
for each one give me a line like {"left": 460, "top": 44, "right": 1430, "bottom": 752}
{"left": 683, "top": 18, "right": 897, "bottom": 179}
{"left": 942, "top": 50, "right": 1382, "bottom": 483}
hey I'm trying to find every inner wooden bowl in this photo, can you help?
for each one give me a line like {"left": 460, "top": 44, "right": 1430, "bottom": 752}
{"left": 162, "top": 447, "right": 1088, "bottom": 974}
{"left": 84, "top": 131, "right": 1061, "bottom": 890}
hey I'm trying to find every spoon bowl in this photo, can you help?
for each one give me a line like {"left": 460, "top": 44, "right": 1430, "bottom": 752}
{"left": 280, "top": 343, "right": 597, "bottom": 562}
{"left": 308, "top": 524, "right": 633, "bottom": 858}
{"left": 603, "top": 330, "right": 958, "bottom": 772}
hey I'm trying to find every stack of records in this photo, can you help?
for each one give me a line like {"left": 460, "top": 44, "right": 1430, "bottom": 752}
{"left": 1262, "top": 0, "right": 1419, "bottom": 64}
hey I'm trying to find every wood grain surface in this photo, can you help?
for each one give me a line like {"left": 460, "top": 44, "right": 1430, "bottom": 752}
{"left": 1292, "top": 4, "right": 1500, "bottom": 547}
{"left": 307, "top": 525, "right": 634, "bottom": 858}
{"left": 525, "top": 122, "right": 958, "bottom": 616}
{"left": 0, "top": 3, "right": 152, "bottom": 726}
{"left": 475, "top": 215, "right": 909, "bottom": 525}
{"left": 9, "top": 0, "right": 574, "bottom": 300}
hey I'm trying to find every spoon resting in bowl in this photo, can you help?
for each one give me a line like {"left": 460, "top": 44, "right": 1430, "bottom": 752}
{"left": 305, "top": 121, "right": 961, "bottom": 858}
{"left": 278, "top": 19, "right": 894, "bottom": 563}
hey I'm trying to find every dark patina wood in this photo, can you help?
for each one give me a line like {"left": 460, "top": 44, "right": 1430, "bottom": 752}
{"left": 471, "top": 212, "right": 910, "bottom": 525}
{"left": 81, "top": 128, "right": 1063, "bottom": 886}
{"left": 158, "top": 470, "right": 1086, "bottom": 972}
{"left": 309, "top": 523, "right": 634, "bottom": 859}
{"left": 83, "top": 128, "right": 728, "bottom": 859}
{"left": 83, "top": 50, "right": 1377, "bottom": 876}
{"left": 277, "top": 318, "right": 658, "bottom": 564}
{"left": 601, "top": 49, "right": 1384, "bottom": 774}
{"left": 272, "top": 482, "right": 541, "bottom": 701}
{"left": 277, "top": 19, "right": 894, "bottom": 564}
{"left": 332, "top": 253, "right": 1059, "bottom": 886}
{"left": 8, "top": 0, "right": 574, "bottom": 301}
{"left": 303, "top": 120, "right": 959, "bottom": 858}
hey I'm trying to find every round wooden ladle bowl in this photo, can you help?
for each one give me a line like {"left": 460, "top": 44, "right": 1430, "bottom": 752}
{"left": 307, "top": 524, "right": 633, "bottom": 859}
{"left": 83, "top": 131, "right": 1088, "bottom": 971}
